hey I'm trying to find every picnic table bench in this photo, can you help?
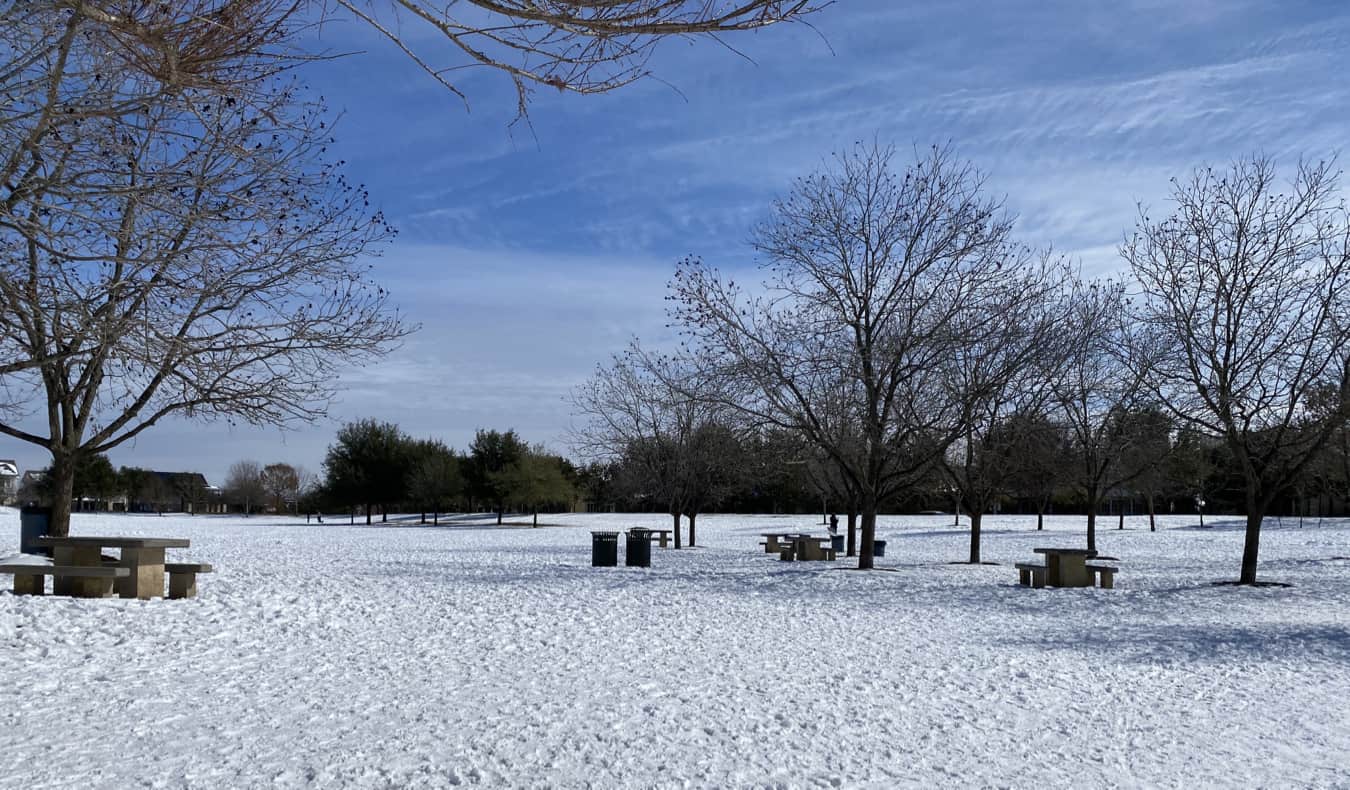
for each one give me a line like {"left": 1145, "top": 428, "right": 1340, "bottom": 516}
{"left": 1086, "top": 563, "right": 1118, "bottom": 589}
{"left": 165, "top": 562, "right": 215, "bottom": 599}
{"left": 1014, "top": 561, "right": 1047, "bottom": 589}
{"left": 644, "top": 529, "right": 675, "bottom": 548}
{"left": 0, "top": 561, "right": 130, "bottom": 598}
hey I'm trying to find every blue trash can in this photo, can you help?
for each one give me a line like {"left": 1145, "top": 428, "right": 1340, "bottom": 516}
{"left": 20, "top": 506, "right": 52, "bottom": 556}
{"left": 873, "top": 539, "right": 887, "bottom": 558}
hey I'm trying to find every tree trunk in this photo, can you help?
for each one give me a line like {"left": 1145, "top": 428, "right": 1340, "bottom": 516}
{"left": 365, "top": 503, "right": 372, "bottom": 525}
{"left": 497, "top": 507, "right": 503, "bottom": 525}
{"left": 1147, "top": 493, "right": 1156, "bottom": 532}
{"left": 1240, "top": 492, "right": 1264, "bottom": 585}
{"left": 1036, "top": 508, "right": 1044, "bottom": 531}
{"left": 420, "top": 510, "right": 426, "bottom": 524}
{"left": 1118, "top": 509, "right": 1125, "bottom": 530}
{"left": 858, "top": 498, "right": 877, "bottom": 570}
{"left": 47, "top": 452, "right": 77, "bottom": 538}
{"left": 1086, "top": 505, "right": 1097, "bottom": 555}
{"left": 968, "top": 510, "right": 982, "bottom": 564}
{"left": 533, "top": 508, "right": 538, "bottom": 527}
{"left": 671, "top": 511, "right": 682, "bottom": 549}
{"left": 687, "top": 512, "right": 697, "bottom": 547}
{"left": 381, "top": 505, "right": 387, "bottom": 523}
{"left": 433, "top": 510, "right": 439, "bottom": 526}
{"left": 846, "top": 510, "right": 858, "bottom": 557}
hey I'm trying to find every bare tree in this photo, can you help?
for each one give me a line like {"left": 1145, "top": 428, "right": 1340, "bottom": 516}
{"left": 260, "top": 462, "right": 300, "bottom": 513}
{"left": 673, "top": 142, "right": 1040, "bottom": 569}
{"left": 0, "top": 9, "right": 410, "bottom": 536}
{"left": 937, "top": 258, "right": 1070, "bottom": 563}
{"left": 40, "top": 1, "right": 824, "bottom": 116}
{"left": 1115, "top": 405, "right": 1174, "bottom": 532}
{"left": 1125, "top": 155, "right": 1350, "bottom": 584}
{"left": 672, "top": 420, "right": 746, "bottom": 544}
{"left": 798, "top": 441, "right": 864, "bottom": 554}
{"left": 572, "top": 341, "right": 736, "bottom": 547}
{"left": 1049, "top": 281, "right": 1160, "bottom": 556}
{"left": 225, "top": 460, "right": 265, "bottom": 514}
{"left": 1003, "top": 409, "right": 1071, "bottom": 531}
{"left": 294, "top": 463, "right": 320, "bottom": 501}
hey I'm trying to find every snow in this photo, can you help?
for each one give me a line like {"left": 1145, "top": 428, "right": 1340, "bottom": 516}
{"left": 2, "top": 507, "right": 1349, "bottom": 788}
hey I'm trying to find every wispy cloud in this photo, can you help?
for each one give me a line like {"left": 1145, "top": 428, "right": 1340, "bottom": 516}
{"left": 10, "top": 1, "right": 1350, "bottom": 481}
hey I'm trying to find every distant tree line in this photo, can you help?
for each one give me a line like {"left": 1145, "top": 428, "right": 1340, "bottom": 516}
{"left": 572, "top": 416, "right": 1350, "bottom": 524}
{"left": 299, "top": 421, "right": 577, "bottom": 527}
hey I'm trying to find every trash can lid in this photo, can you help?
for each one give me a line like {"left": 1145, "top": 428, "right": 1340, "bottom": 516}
{"left": 590, "top": 530, "right": 620, "bottom": 536}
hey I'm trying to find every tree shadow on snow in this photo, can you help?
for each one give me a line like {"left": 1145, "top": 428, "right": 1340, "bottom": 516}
{"left": 356, "top": 552, "right": 918, "bottom": 604}
{"left": 1015, "top": 622, "right": 1350, "bottom": 665}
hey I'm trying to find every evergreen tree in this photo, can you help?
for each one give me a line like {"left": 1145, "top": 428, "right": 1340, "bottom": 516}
{"left": 468, "top": 429, "right": 527, "bottom": 525}
{"left": 407, "top": 440, "right": 462, "bottom": 525}
{"left": 322, "top": 420, "right": 414, "bottom": 524}
{"left": 495, "top": 449, "right": 576, "bottom": 527}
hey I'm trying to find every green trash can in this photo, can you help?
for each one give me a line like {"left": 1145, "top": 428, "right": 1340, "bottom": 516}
{"left": 591, "top": 531, "right": 619, "bottom": 567}
{"left": 626, "top": 528, "right": 652, "bottom": 567}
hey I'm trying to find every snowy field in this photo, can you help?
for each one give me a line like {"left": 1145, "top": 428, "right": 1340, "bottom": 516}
{"left": 2, "top": 507, "right": 1349, "bottom": 789}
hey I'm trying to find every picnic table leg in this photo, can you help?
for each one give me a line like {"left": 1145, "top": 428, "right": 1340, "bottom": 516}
{"left": 58, "top": 545, "right": 105, "bottom": 598}
{"left": 118, "top": 547, "right": 167, "bottom": 599}
{"left": 13, "top": 573, "right": 45, "bottom": 595}
{"left": 52, "top": 546, "right": 75, "bottom": 596}
{"left": 168, "top": 571, "right": 198, "bottom": 599}
{"left": 1060, "top": 556, "right": 1090, "bottom": 587}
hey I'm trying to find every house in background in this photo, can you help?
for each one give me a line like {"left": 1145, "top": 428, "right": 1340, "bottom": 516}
{"left": 0, "top": 460, "right": 17, "bottom": 505}
{"left": 125, "top": 471, "right": 226, "bottom": 514}
{"left": 16, "top": 470, "right": 44, "bottom": 505}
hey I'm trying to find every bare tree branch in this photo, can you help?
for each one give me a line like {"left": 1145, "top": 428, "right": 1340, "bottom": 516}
{"left": 1125, "top": 154, "right": 1350, "bottom": 584}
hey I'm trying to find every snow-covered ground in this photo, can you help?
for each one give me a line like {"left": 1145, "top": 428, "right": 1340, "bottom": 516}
{"left": 2, "top": 507, "right": 1348, "bottom": 788}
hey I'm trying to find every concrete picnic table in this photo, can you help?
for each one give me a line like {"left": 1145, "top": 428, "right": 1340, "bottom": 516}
{"left": 784, "top": 534, "right": 837, "bottom": 562}
{"left": 759, "top": 532, "right": 812, "bottom": 553}
{"left": 34, "top": 535, "right": 190, "bottom": 599}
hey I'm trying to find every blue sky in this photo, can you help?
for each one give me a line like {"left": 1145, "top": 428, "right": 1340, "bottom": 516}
{"left": 6, "top": 0, "right": 1350, "bottom": 485}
